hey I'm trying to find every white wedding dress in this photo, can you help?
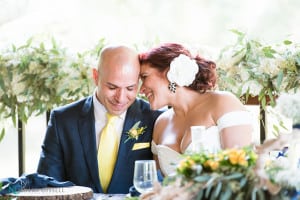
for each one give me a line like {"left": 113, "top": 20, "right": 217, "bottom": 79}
{"left": 151, "top": 111, "right": 254, "bottom": 176}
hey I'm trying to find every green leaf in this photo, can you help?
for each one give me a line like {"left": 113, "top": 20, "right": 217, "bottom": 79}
{"left": 51, "top": 37, "right": 57, "bottom": 49}
{"left": 283, "top": 40, "right": 292, "bottom": 45}
{"left": 272, "top": 124, "right": 280, "bottom": 137}
{"left": 205, "top": 184, "right": 213, "bottom": 199}
{"left": 256, "top": 189, "right": 265, "bottom": 200}
{"left": 230, "top": 29, "right": 245, "bottom": 36}
{"left": 220, "top": 185, "right": 232, "bottom": 200}
{"left": 262, "top": 46, "right": 276, "bottom": 58}
{"left": 213, "top": 181, "right": 222, "bottom": 198}
{"left": 240, "top": 177, "right": 247, "bottom": 188}
{"left": 12, "top": 44, "right": 16, "bottom": 52}
{"left": 26, "top": 37, "right": 33, "bottom": 46}
{"left": 251, "top": 188, "right": 257, "bottom": 200}
{"left": 39, "top": 42, "right": 45, "bottom": 50}
{"left": 196, "top": 190, "right": 203, "bottom": 200}
{"left": 194, "top": 175, "right": 211, "bottom": 182}
{"left": 223, "top": 172, "right": 243, "bottom": 180}
{"left": 0, "top": 128, "right": 5, "bottom": 142}
{"left": 261, "top": 95, "right": 266, "bottom": 109}
{"left": 0, "top": 75, "right": 5, "bottom": 91}
{"left": 276, "top": 70, "right": 284, "bottom": 89}
{"left": 131, "top": 121, "right": 141, "bottom": 129}
{"left": 232, "top": 47, "right": 245, "bottom": 59}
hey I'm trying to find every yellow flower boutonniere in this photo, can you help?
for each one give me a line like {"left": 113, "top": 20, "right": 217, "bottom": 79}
{"left": 124, "top": 121, "right": 147, "bottom": 143}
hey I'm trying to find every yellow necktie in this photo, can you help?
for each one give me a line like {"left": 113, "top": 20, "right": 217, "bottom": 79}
{"left": 98, "top": 113, "right": 119, "bottom": 193}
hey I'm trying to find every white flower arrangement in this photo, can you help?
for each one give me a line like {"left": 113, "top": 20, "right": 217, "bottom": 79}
{"left": 0, "top": 36, "right": 103, "bottom": 139}
{"left": 167, "top": 54, "right": 198, "bottom": 86}
{"left": 217, "top": 30, "right": 300, "bottom": 108}
{"left": 275, "top": 92, "right": 300, "bottom": 125}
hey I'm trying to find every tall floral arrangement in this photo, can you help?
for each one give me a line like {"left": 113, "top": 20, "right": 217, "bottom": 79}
{"left": 0, "top": 36, "right": 105, "bottom": 140}
{"left": 216, "top": 30, "right": 300, "bottom": 109}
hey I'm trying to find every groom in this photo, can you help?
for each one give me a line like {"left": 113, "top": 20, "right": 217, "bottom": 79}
{"left": 37, "top": 45, "right": 163, "bottom": 194}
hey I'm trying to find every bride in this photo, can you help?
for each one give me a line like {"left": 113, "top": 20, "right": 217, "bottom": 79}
{"left": 139, "top": 43, "right": 254, "bottom": 176}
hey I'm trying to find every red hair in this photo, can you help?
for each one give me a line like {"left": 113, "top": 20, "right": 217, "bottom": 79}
{"left": 139, "top": 43, "right": 217, "bottom": 92}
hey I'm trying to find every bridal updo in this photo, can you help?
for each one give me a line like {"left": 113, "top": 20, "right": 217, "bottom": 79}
{"left": 139, "top": 43, "right": 217, "bottom": 93}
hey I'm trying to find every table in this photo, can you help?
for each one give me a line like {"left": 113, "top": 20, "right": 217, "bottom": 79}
{"left": 7, "top": 186, "right": 93, "bottom": 200}
{"left": 7, "top": 186, "right": 128, "bottom": 200}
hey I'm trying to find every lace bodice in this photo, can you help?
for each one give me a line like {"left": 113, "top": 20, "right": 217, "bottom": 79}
{"left": 151, "top": 111, "right": 254, "bottom": 176}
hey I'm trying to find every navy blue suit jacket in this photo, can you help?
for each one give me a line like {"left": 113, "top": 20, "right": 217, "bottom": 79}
{"left": 37, "top": 96, "right": 163, "bottom": 194}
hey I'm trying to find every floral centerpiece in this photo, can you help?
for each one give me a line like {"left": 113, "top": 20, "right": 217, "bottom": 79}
{"left": 137, "top": 131, "right": 300, "bottom": 200}
{"left": 216, "top": 30, "right": 300, "bottom": 109}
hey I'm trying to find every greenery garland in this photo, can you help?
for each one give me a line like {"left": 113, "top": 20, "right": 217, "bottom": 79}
{"left": 216, "top": 30, "right": 300, "bottom": 109}
{"left": 0, "top": 36, "right": 105, "bottom": 140}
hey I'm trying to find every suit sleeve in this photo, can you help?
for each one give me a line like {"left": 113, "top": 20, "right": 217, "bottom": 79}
{"left": 37, "top": 110, "right": 66, "bottom": 181}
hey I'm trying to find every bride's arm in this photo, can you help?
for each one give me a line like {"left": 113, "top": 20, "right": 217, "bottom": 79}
{"left": 220, "top": 124, "right": 253, "bottom": 148}
{"left": 213, "top": 92, "right": 253, "bottom": 149}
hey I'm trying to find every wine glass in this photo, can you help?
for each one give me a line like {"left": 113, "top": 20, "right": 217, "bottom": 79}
{"left": 133, "top": 160, "right": 157, "bottom": 194}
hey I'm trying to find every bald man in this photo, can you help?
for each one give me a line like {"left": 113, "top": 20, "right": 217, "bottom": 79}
{"left": 37, "top": 45, "right": 163, "bottom": 194}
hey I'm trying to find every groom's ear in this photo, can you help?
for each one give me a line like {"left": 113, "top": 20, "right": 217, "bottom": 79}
{"left": 92, "top": 68, "right": 98, "bottom": 85}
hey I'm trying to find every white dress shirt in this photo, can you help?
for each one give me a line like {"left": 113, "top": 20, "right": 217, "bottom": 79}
{"left": 93, "top": 90, "right": 126, "bottom": 149}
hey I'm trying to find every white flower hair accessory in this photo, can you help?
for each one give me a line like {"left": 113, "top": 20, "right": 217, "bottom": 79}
{"left": 167, "top": 54, "right": 198, "bottom": 87}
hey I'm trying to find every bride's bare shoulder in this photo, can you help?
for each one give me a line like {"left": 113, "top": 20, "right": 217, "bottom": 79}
{"left": 156, "top": 108, "right": 173, "bottom": 123}
{"left": 209, "top": 91, "right": 241, "bottom": 104}
{"left": 211, "top": 90, "right": 235, "bottom": 97}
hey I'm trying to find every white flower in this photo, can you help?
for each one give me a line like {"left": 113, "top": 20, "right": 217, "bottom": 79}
{"left": 167, "top": 54, "right": 198, "bottom": 86}
{"left": 242, "top": 80, "right": 263, "bottom": 96}
{"left": 239, "top": 63, "right": 250, "bottom": 82}
{"left": 28, "top": 61, "right": 41, "bottom": 73}
{"left": 275, "top": 92, "right": 300, "bottom": 124}
{"left": 259, "top": 57, "right": 281, "bottom": 77}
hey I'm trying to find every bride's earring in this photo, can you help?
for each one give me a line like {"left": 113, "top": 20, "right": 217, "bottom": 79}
{"left": 168, "top": 82, "right": 176, "bottom": 93}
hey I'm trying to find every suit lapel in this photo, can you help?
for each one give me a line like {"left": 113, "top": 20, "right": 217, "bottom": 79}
{"left": 78, "top": 96, "right": 102, "bottom": 192}
{"left": 119, "top": 100, "right": 140, "bottom": 154}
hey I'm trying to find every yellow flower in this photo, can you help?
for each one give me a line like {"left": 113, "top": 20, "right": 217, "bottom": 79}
{"left": 228, "top": 149, "right": 248, "bottom": 166}
{"left": 130, "top": 129, "right": 139, "bottom": 138}
{"left": 178, "top": 157, "right": 195, "bottom": 171}
{"left": 124, "top": 121, "right": 147, "bottom": 143}
{"left": 204, "top": 160, "right": 219, "bottom": 171}
{"left": 217, "top": 153, "right": 224, "bottom": 161}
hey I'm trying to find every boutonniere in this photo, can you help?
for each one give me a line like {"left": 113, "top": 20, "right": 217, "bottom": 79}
{"left": 124, "top": 121, "right": 147, "bottom": 143}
